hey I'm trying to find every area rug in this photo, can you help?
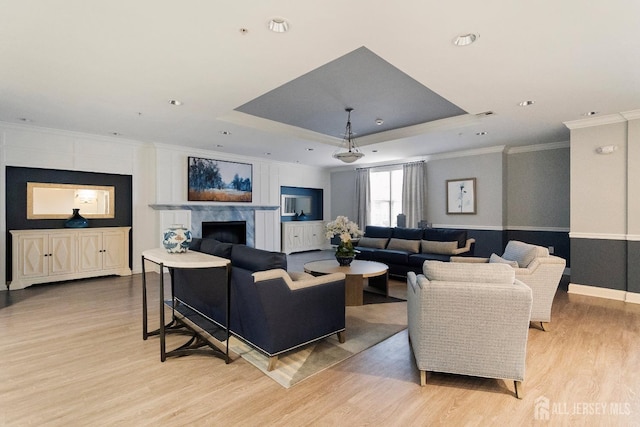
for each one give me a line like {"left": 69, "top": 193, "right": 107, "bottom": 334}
{"left": 227, "top": 300, "right": 407, "bottom": 388}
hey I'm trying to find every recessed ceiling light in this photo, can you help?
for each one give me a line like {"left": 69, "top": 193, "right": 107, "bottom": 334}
{"left": 306, "top": 148, "right": 314, "bottom": 151}
{"left": 111, "top": 132, "right": 121, "bottom": 136}
{"left": 583, "top": 111, "right": 599, "bottom": 116}
{"left": 519, "top": 100, "right": 535, "bottom": 106}
{"left": 219, "top": 131, "right": 231, "bottom": 135}
{"left": 216, "top": 144, "right": 224, "bottom": 148}
{"left": 18, "top": 117, "right": 32, "bottom": 122}
{"left": 264, "top": 152, "right": 271, "bottom": 155}
{"left": 168, "top": 99, "right": 183, "bottom": 106}
{"left": 239, "top": 28, "right": 249, "bottom": 35}
{"left": 375, "top": 118, "right": 384, "bottom": 125}
{"left": 268, "top": 18, "right": 289, "bottom": 33}
{"left": 453, "top": 33, "right": 478, "bottom": 46}
{"left": 476, "top": 131, "right": 488, "bottom": 136}
{"left": 372, "top": 150, "right": 378, "bottom": 153}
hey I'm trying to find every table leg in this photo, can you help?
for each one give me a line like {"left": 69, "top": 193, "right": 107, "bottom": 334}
{"left": 159, "top": 261, "right": 167, "bottom": 362}
{"left": 345, "top": 274, "right": 364, "bottom": 306}
{"left": 141, "top": 255, "right": 148, "bottom": 340}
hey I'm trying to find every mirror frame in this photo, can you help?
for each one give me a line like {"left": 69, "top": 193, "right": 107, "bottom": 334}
{"left": 281, "top": 194, "right": 312, "bottom": 217}
{"left": 27, "top": 182, "right": 115, "bottom": 219}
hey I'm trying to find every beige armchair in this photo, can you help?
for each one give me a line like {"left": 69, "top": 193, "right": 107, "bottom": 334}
{"left": 452, "top": 240, "right": 566, "bottom": 330}
{"left": 407, "top": 261, "right": 532, "bottom": 398}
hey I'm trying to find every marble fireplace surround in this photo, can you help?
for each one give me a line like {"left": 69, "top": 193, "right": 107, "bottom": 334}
{"left": 150, "top": 204, "right": 279, "bottom": 248}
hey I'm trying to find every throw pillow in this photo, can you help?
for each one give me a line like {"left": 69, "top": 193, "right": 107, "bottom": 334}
{"left": 489, "top": 253, "right": 519, "bottom": 268}
{"left": 387, "top": 238, "right": 420, "bottom": 253}
{"left": 502, "top": 241, "right": 539, "bottom": 268}
{"left": 421, "top": 240, "right": 459, "bottom": 255}
{"left": 357, "top": 236, "right": 389, "bottom": 249}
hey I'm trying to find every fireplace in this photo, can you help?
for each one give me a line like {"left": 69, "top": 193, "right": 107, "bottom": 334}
{"left": 202, "top": 221, "right": 247, "bottom": 244}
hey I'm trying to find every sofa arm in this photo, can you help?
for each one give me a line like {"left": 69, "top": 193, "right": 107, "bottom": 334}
{"left": 253, "top": 269, "right": 346, "bottom": 290}
{"left": 449, "top": 238, "right": 476, "bottom": 256}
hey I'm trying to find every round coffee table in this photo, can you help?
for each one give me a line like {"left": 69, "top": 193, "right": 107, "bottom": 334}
{"left": 304, "top": 259, "right": 389, "bottom": 306}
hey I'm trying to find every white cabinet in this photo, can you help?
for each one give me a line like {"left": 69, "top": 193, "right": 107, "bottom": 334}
{"left": 10, "top": 227, "right": 131, "bottom": 290}
{"left": 281, "top": 221, "right": 328, "bottom": 254}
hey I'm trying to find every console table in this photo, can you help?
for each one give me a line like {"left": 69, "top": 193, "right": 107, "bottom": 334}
{"left": 141, "top": 248, "right": 231, "bottom": 362}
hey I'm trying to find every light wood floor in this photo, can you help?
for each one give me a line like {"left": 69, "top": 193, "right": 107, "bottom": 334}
{"left": 1, "top": 269, "right": 639, "bottom": 426}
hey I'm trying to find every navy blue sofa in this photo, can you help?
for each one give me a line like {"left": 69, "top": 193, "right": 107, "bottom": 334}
{"left": 172, "top": 238, "right": 346, "bottom": 370}
{"left": 355, "top": 226, "right": 475, "bottom": 277}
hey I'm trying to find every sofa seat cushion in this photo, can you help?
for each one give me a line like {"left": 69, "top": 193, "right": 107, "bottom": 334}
{"left": 357, "top": 236, "right": 389, "bottom": 249}
{"left": 387, "top": 238, "right": 420, "bottom": 253}
{"left": 424, "top": 260, "right": 515, "bottom": 284}
{"left": 369, "top": 249, "right": 411, "bottom": 265}
{"left": 353, "top": 246, "right": 376, "bottom": 260}
{"left": 408, "top": 253, "right": 452, "bottom": 266}
{"left": 421, "top": 240, "right": 459, "bottom": 255}
{"left": 423, "top": 228, "right": 468, "bottom": 248}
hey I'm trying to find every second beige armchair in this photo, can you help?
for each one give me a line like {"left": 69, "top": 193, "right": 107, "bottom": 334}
{"left": 452, "top": 240, "right": 566, "bottom": 330}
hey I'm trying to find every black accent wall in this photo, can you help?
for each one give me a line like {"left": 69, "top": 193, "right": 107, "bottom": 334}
{"left": 280, "top": 186, "right": 323, "bottom": 222}
{"left": 5, "top": 166, "right": 133, "bottom": 281}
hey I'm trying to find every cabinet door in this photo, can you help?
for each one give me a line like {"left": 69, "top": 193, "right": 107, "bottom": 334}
{"left": 78, "top": 232, "right": 103, "bottom": 272}
{"left": 48, "top": 233, "right": 76, "bottom": 276}
{"left": 307, "top": 222, "right": 326, "bottom": 247}
{"left": 103, "top": 230, "right": 126, "bottom": 270}
{"left": 17, "top": 235, "right": 48, "bottom": 279}
{"left": 285, "top": 223, "right": 306, "bottom": 251}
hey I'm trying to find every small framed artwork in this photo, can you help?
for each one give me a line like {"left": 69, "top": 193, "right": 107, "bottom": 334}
{"left": 188, "top": 156, "right": 252, "bottom": 202}
{"left": 446, "top": 178, "right": 476, "bottom": 214}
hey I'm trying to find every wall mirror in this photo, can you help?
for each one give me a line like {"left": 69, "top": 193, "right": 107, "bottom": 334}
{"left": 27, "top": 182, "right": 115, "bottom": 219}
{"left": 281, "top": 195, "right": 312, "bottom": 216}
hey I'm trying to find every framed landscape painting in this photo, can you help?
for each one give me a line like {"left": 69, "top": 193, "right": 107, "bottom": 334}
{"left": 188, "top": 157, "right": 252, "bottom": 202}
{"left": 446, "top": 178, "right": 476, "bottom": 214}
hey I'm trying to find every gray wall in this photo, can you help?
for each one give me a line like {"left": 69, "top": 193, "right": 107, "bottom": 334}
{"left": 507, "top": 147, "right": 570, "bottom": 228}
{"left": 329, "top": 145, "right": 570, "bottom": 260}
{"left": 330, "top": 169, "right": 357, "bottom": 221}
{"left": 566, "top": 113, "right": 640, "bottom": 294}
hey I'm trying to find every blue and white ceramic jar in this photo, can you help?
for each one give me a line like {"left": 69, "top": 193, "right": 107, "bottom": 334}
{"left": 162, "top": 224, "right": 192, "bottom": 253}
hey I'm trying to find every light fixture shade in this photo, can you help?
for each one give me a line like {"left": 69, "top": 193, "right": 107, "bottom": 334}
{"left": 269, "top": 19, "right": 289, "bottom": 33}
{"left": 333, "top": 108, "right": 364, "bottom": 163}
{"left": 333, "top": 151, "right": 364, "bottom": 163}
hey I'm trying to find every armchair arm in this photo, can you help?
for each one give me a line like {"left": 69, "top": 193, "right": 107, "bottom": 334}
{"left": 253, "top": 269, "right": 346, "bottom": 290}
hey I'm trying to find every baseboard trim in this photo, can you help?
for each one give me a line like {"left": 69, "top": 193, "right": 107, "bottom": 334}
{"left": 568, "top": 283, "right": 631, "bottom": 302}
{"left": 625, "top": 292, "right": 640, "bottom": 304}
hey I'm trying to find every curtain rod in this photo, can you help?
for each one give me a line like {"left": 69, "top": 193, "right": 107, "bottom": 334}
{"left": 355, "top": 160, "right": 424, "bottom": 170}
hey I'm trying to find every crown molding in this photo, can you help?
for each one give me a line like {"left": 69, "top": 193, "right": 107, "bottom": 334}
{"left": 564, "top": 113, "right": 627, "bottom": 130}
{"left": 428, "top": 145, "right": 506, "bottom": 161}
{"left": 620, "top": 109, "right": 640, "bottom": 120}
{"left": 507, "top": 140, "right": 570, "bottom": 154}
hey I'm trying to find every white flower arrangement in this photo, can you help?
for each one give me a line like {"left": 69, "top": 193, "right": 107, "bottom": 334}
{"left": 325, "top": 216, "right": 363, "bottom": 244}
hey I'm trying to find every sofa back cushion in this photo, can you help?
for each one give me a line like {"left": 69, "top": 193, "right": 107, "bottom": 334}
{"left": 387, "top": 238, "right": 420, "bottom": 253}
{"left": 199, "top": 238, "right": 233, "bottom": 259}
{"left": 502, "top": 241, "right": 547, "bottom": 267}
{"left": 489, "top": 253, "right": 519, "bottom": 268}
{"left": 392, "top": 227, "right": 423, "bottom": 240}
{"left": 424, "top": 260, "right": 515, "bottom": 284}
{"left": 231, "top": 244, "right": 287, "bottom": 272}
{"left": 364, "top": 225, "right": 393, "bottom": 238}
{"left": 423, "top": 228, "right": 468, "bottom": 248}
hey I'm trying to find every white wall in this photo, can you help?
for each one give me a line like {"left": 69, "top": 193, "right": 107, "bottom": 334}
{"left": 1, "top": 123, "right": 331, "bottom": 289}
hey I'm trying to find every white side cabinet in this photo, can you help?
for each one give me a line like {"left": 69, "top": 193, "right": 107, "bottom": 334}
{"left": 9, "top": 227, "right": 131, "bottom": 290}
{"left": 281, "top": 221, "right": 328, "bottom": 254}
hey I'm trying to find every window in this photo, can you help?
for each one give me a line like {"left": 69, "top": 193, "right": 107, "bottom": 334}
{"left": 370, "top": 168, "right": 403, "bottom": 227}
